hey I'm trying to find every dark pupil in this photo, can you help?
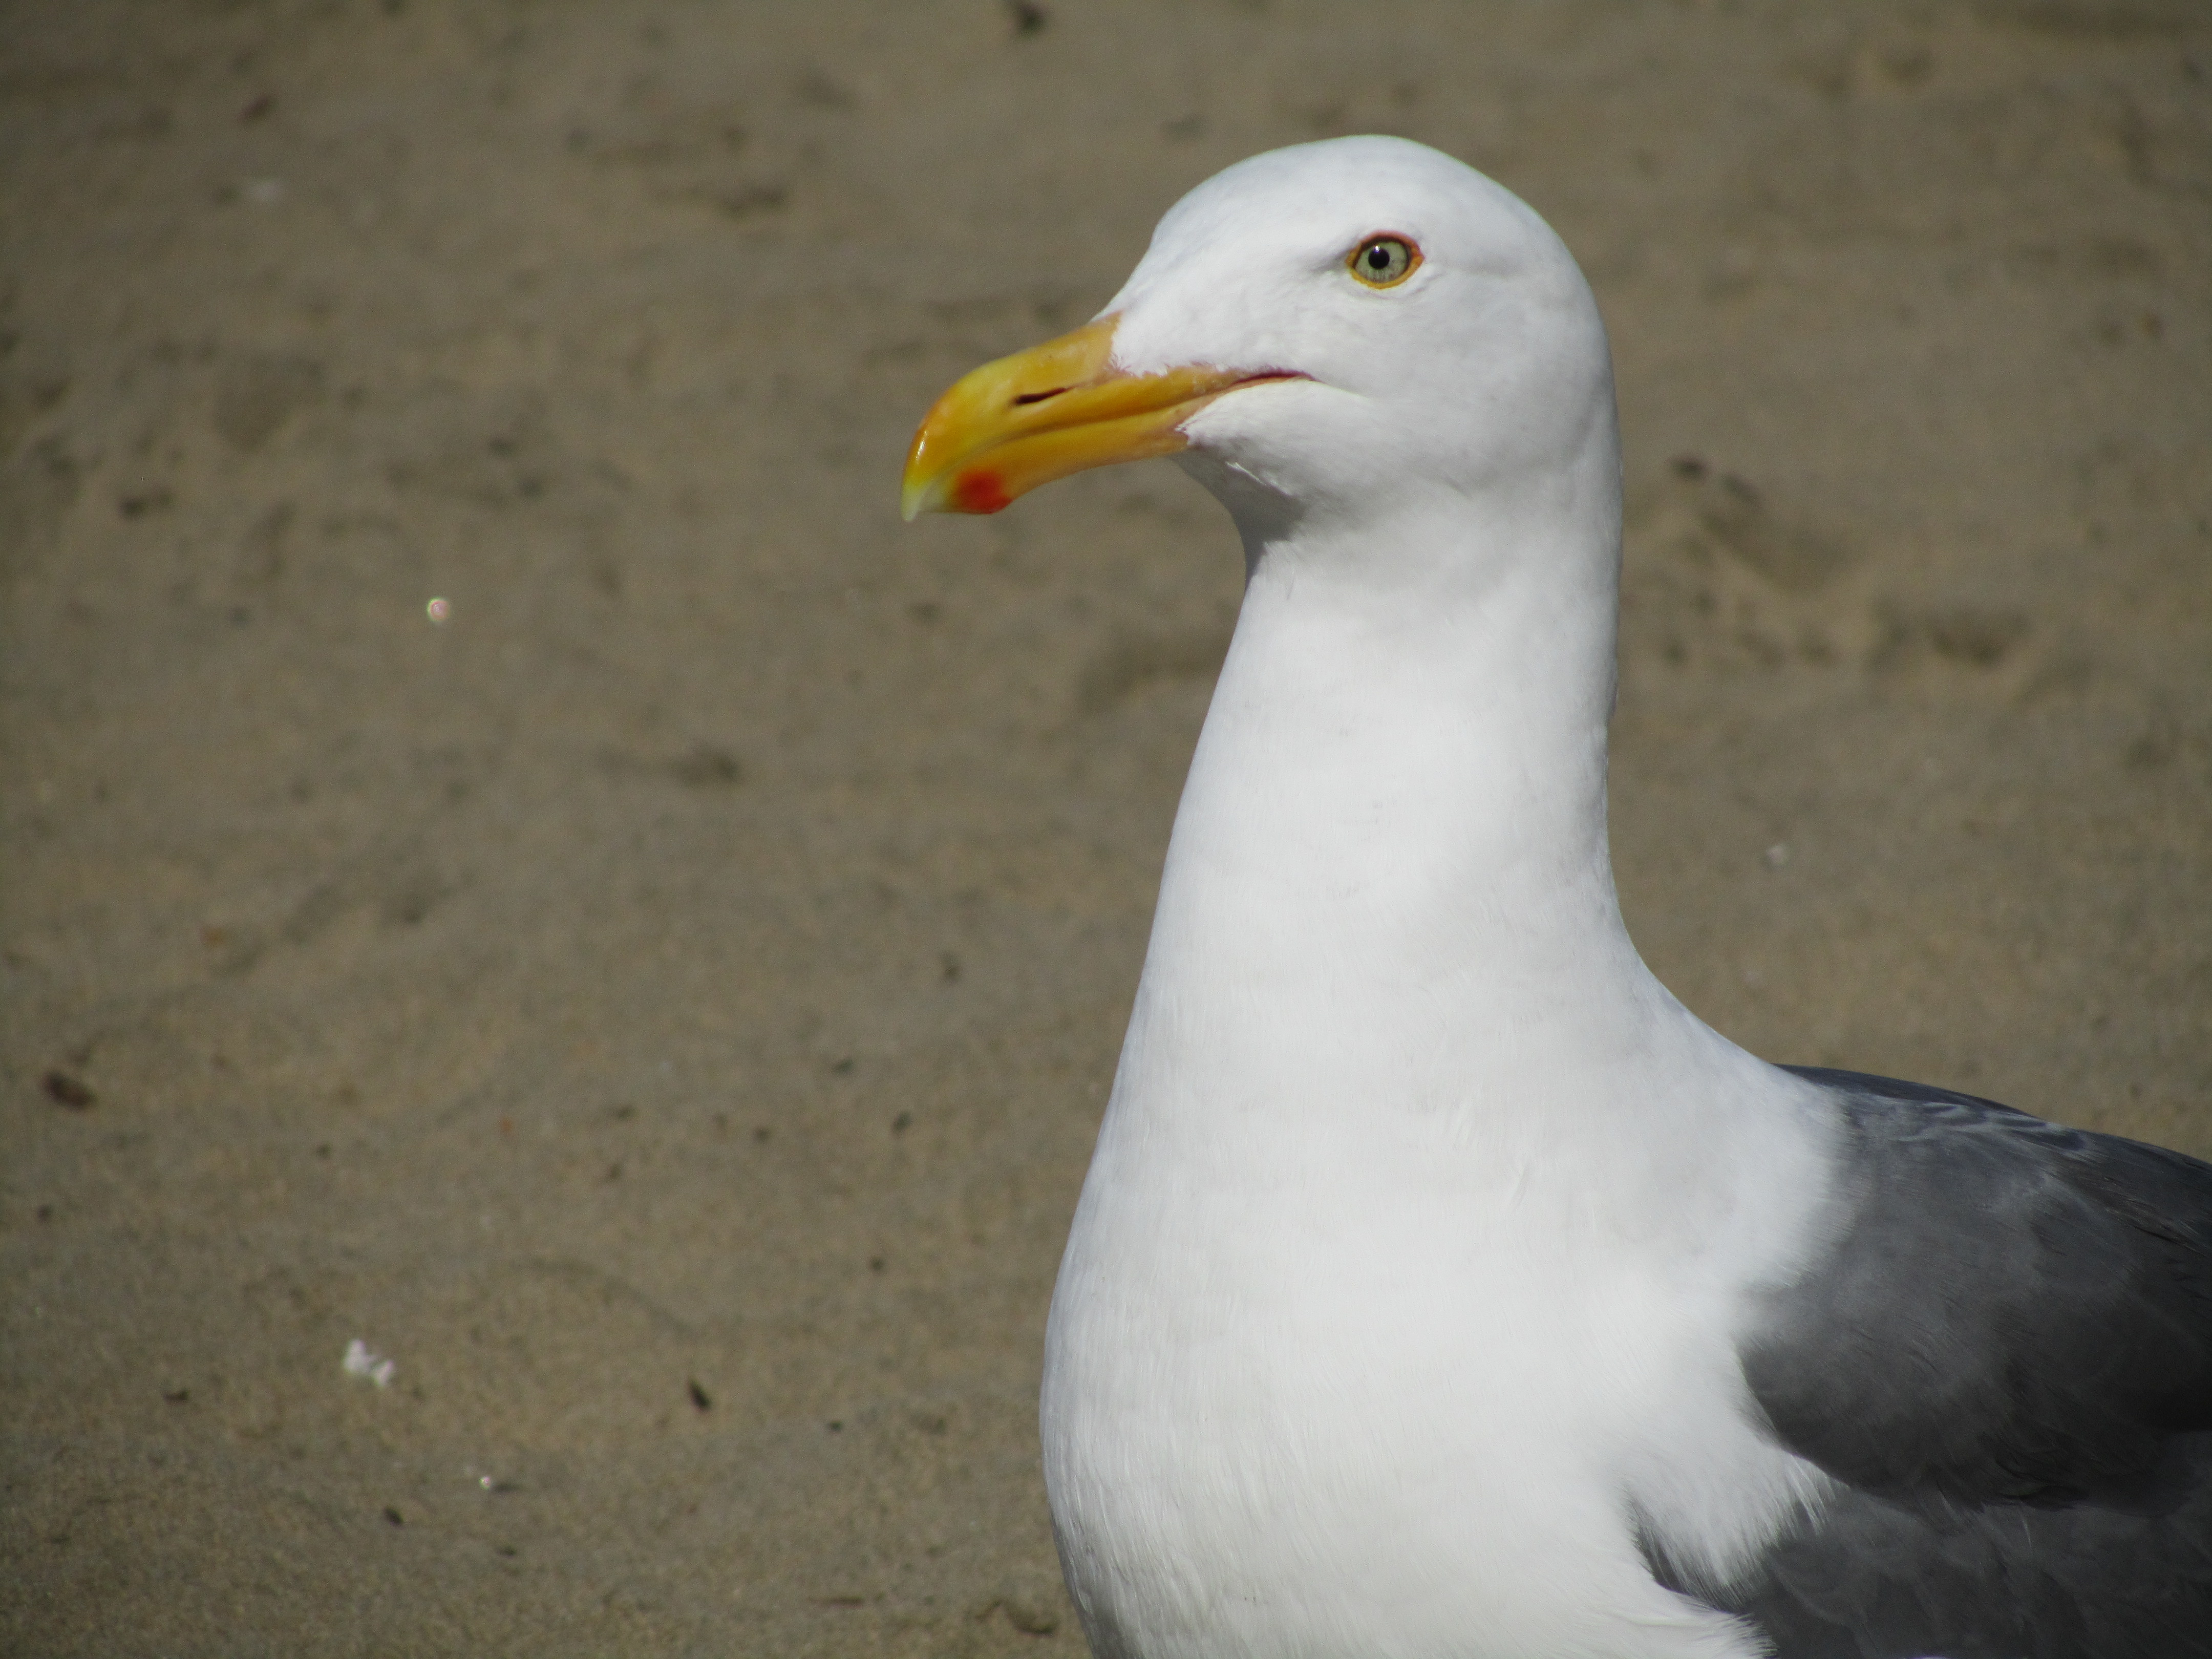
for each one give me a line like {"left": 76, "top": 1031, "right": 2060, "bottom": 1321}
{"left": 1367, "top": 244, "right": 1390, "bottom": 270}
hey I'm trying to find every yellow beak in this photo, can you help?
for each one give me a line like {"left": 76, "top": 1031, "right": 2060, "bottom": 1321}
{"left": 901, "top": 315, "right": 1295, "bottom": 520}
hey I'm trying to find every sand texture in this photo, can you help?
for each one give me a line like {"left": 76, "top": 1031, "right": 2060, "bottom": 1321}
{"left": 3, "top": 1, "right": 2207, "bottom": 1653}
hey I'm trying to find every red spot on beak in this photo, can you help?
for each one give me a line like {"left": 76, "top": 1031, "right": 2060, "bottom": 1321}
{"left": 951, "top": 471, "right": 1012, "bottom": 514}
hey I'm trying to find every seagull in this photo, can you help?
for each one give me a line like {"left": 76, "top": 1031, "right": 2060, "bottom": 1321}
{"left": 901, "top": 136, "right": 2212, "bottom": 1659}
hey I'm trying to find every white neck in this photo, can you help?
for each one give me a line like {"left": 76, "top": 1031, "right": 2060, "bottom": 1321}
{"left": 1118, "top": 444, "right": 1718, "bottom": 1130}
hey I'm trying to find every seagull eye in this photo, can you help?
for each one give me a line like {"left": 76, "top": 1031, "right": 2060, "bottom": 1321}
{"left": 1347, "top": 235, "right": 1419, "bottom": 289}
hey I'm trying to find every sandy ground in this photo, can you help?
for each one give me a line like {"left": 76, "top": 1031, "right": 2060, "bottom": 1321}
{"left": 1, "top": 1, "right": 2206, "bottom": 1653}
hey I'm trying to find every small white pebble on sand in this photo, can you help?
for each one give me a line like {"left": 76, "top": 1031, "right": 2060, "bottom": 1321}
{"left": 343, "top": 1338, "right": 395, "bottom": 1388}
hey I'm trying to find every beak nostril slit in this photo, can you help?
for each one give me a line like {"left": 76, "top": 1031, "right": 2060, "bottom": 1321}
{"left": 1013, "top": 387, "right": 1069, "bottom": 406}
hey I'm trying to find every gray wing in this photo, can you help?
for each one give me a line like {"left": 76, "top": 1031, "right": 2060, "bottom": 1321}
{"left": 1682, "top": 1068, "right": 2212, "bottom": 1658}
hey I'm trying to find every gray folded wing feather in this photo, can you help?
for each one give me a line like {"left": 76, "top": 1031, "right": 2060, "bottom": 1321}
{"left": 1673, "top": 1068, "right": 2212, "bottom": 1658}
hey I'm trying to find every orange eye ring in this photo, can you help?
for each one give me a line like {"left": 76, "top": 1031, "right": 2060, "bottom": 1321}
{"left": 1347, "top": 235, "right": 1421, "bottom": 288}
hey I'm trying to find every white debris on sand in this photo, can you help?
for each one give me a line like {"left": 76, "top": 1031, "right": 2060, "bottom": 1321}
{"left": 343, "top": 1338, "right": 395, "bottom": 1388}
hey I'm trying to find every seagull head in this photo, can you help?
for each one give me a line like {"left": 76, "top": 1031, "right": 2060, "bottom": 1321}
{"left": 902, "top": 135, "right": 1614, "bottom": 549}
